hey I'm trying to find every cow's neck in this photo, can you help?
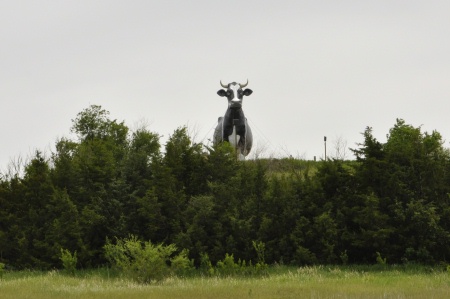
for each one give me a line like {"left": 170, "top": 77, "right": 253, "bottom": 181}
{"left": 226, "top": 107, "right": 244, "bottom": 120}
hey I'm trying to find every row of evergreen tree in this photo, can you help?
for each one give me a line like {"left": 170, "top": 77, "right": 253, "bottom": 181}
{"left": 1, "top": 105, "right": 450, "bottom": 269}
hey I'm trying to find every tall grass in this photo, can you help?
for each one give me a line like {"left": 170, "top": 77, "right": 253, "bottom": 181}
{"left": 0, "top": 265, "right": 449, "bottom": 299}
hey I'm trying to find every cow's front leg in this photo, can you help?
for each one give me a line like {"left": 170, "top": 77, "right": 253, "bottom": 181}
{"left": 236, "top": 124, "right": 246, "bottom": 147}
{"left": 222, "top": 123, "right": 234, "bottom": 142}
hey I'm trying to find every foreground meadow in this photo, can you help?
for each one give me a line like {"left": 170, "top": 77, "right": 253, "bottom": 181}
{"left": 1, "top": 266, "right": 449, "bottom": 299}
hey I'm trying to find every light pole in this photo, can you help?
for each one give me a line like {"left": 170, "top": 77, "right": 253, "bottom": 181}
{"left": 324, "top": 136, "right": 327, "bottom": 161}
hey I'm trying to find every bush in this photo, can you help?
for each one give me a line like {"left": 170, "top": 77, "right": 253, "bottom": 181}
{"left": 252, "top": 240, "right": 268, "bottom": 274}
{"left": 340, "top": 250, "right": 349, "bottom": 265}
{"left": 376, "top": 252, "right": 387, "bottom": 265}
{"left": 199, "top": 252, "right": 215, "bottom": 275}
{"left": 216, "top": 253, "right": 239, "bottom": 276}
{"left": 60, "top": 248, "right": 77, "bottom": 275}
{"left": 171, "top": 249, "right": 194, "bottom": 276}
{"left": 252, "top": 241, "right": 266, "bottom": 266}
{"left": 0, "top": 262, "right": 5, "bottom": 279}
{"left": 294, "top": 246, "right": 318, "bottom": 265}
{"left": 104, "top": 235, "right": 192, "bottom": 283}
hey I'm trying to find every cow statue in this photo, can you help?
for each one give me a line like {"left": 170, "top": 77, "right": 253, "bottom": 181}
{"left": 213, "top": 80, "right": 253, "bottom": 158}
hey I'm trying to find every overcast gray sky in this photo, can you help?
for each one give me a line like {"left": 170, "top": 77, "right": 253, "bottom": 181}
{"left": 1, "top": 0, "right": 450, "bottom": 170}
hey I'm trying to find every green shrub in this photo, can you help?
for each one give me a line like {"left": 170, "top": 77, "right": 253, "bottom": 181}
{"left": 0, "top": 262, "right": 5, "bottom": 279}
{"left": 104, "top": 235, "right": 192, "bottom": 283}
{"left": 376, "top": 252, "right": 387, "bottom": 265}
{"left": 252, "top": 240, "right": 268, "bottom": 274}
{"left": 213, "top": 252, "right": 268, "bottom": 277}
{"left": 199, "top": 252, "right": 215, "bottom": 275}
{"left": 295, "top": 246, "right": 318, "bottom": 265}
{"left": 340, "top": 250, "right": 349, "bottom": 265}
{"left": 60, "top": 248, "right": 77, "bottom": 275}
{"left": 216, "top": 253, "right": 239, "bottom": 276}
{"left": 171, "top": 249, "right": 194, "bottom": 276}
{"left": 252, "top": 241, "right": 266, "bottom": 265}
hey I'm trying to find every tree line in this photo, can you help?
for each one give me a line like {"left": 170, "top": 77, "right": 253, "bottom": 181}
{"left": 1, "top": 105, "right": 449, "bottom": 269}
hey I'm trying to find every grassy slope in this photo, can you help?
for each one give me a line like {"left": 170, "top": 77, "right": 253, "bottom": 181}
{"left": 1, "top": 266, "right": 449, "bottom": 299}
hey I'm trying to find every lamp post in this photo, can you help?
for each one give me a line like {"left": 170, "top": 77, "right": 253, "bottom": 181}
{"left": 324, "top": 136, "right": 327, "bottom": 161}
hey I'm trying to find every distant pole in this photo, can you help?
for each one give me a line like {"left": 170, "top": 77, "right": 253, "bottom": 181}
{"left": 324, "top": 136, "right": 327, "bottom": 161}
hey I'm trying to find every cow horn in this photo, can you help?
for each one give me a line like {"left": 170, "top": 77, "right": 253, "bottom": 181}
{"left": 240, "top": 79, "right": 249, "bottom": 88}
{"left": 220, "top": 80, "right": 228, "bottom": 88}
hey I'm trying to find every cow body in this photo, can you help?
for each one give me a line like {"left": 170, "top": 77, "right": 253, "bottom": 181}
{"left": 213, "top": 81, "right": 253, "bottom": 157}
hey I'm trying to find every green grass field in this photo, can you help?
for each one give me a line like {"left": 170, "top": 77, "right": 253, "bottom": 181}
{"left": 1, "top": 265, "right": 449, "bottom": 299}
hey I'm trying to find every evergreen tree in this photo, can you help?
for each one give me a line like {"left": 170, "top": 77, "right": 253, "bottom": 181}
{"left": 20, "top": 152, "right": 55, "bottom": 268}
{"left": 67, "top": 105, "right": 129, "bottom": 265}
{"left": 164, "top": 126, "right": 208, "bottom": 197}
{"left": 42, "top": 188, "right": 84, "bottom": 265}
{"left": 122, "top": 127, "right": 161, "bottom": 239}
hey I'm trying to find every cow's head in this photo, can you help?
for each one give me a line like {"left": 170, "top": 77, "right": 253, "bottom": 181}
{"left": 217, "top": 80, "right": 253, "bottom": 108}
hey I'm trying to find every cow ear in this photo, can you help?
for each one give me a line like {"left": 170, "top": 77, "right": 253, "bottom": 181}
{"left": 217, "top": 89, "right": 227, "bottom": 97}
{"left": 243, "top": 89, "right": 253, "bottom": 96}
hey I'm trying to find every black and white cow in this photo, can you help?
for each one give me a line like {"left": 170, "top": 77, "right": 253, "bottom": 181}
{"left": 213, "top": 80, "right": 253, "bottom": 158}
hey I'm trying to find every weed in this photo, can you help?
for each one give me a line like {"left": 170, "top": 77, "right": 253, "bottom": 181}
{"left": 59, "top": 249, "right": 77, "bottom": 275}
{"left": 340, "top": 250, "right": 349, "bottom": 265}
{"left": 216, "top": 253, "right": 239, "bottom": 276}
{"left": 0, "top": 262, "right": 4, "bottom": 279}
{"left": 199, "top": 252, "right": 214, "bottom": 275}
{"left": 376, "top": 252, "right": 387, "bottom": 265}
{"left": 252, "top": 240, "right": 266, "bottom": 265}
{"left": 104, "top": 235, "right": 193, "bottom": 283}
